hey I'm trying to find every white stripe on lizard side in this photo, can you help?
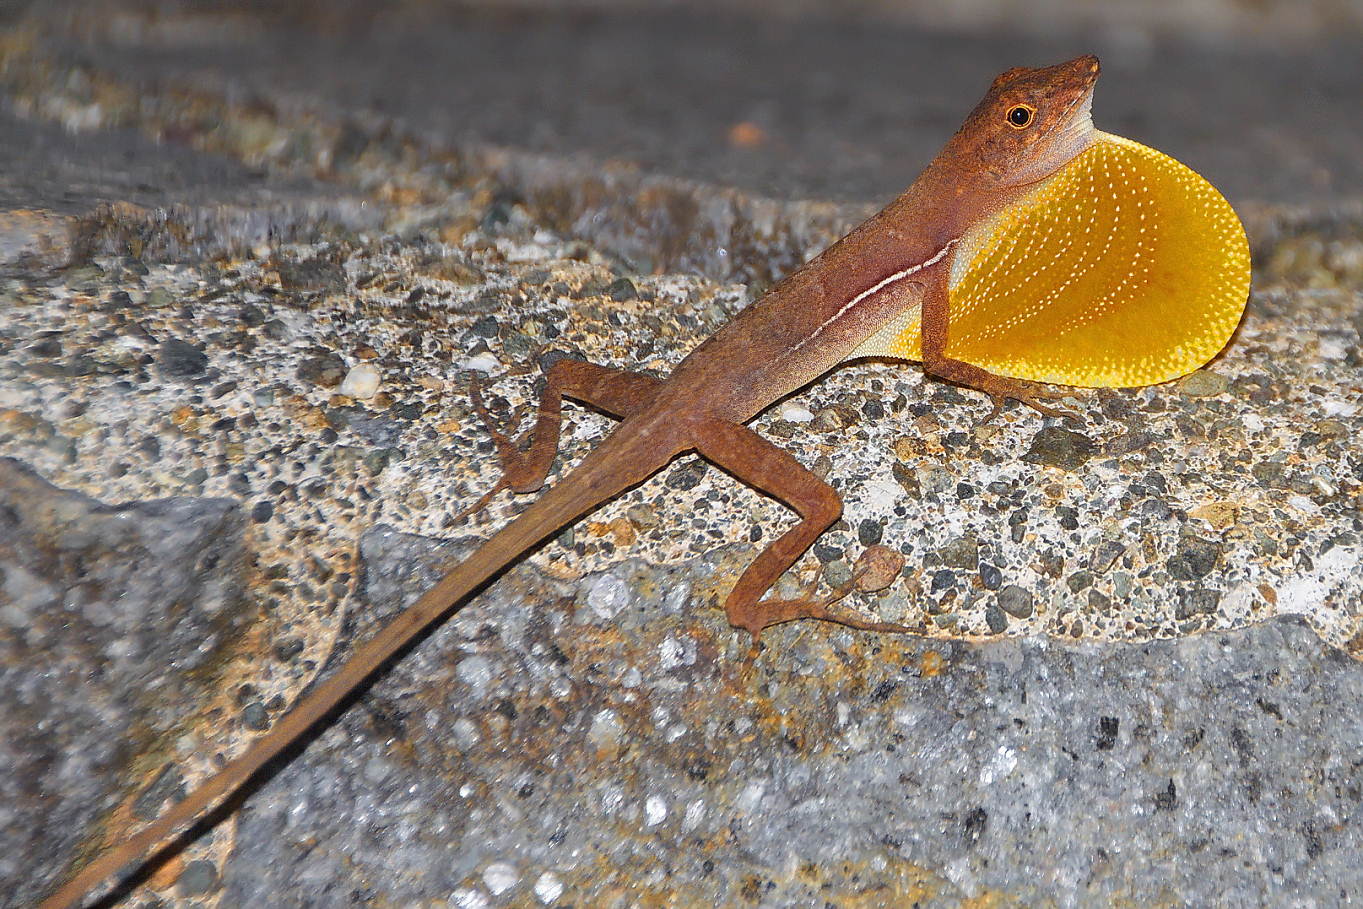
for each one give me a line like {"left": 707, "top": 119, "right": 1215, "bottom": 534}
{"left": 786, "top": 238, "right": 957, "bottom": 356}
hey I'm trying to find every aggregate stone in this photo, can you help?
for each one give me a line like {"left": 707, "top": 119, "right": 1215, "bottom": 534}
{"left": 1168, "top": 537, "right": 1223, "bottom": 582}
{"left": 295, "top": 353, "right": 347, "bottom": 388}
{"left": 1179, "top": 369, "right": 1231, "bottom": 397}
{"left": 856, "top": 517, "right": 882, "bottom": 546}
{"left": 978, "top": 562, "right": 1002, "bottom": 590}
{"left": 1022, "top": 426, "right": 1096, "bottom": 472}
{"left": 997, "top": 585, "right": 1035, "bottom": 619}
{"left": 939, "top": 535, "right": 979, "bottom": 569}
{"left": 156, "top": 337, "right": 208, "bottom": 379}
{"left": 276, "top": 257, "right": 346, "bottom": 294}
{"left": 176, "top": 859, "right": 220, "bottom": 897}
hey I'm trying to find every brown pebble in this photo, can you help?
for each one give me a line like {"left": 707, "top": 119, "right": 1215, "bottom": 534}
{"left": 852, "top": 544, "right": 905, "bottom": 593}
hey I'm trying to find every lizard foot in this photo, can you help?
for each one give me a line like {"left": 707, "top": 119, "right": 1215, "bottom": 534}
{"left": 981, "top": 381, "right": 1084, "bottom": 426}
{"left": 453, "top": 375, "right": 534, "bottom": 523}
{"left": 730, "top": 549, "right": 914, "bottom": 648}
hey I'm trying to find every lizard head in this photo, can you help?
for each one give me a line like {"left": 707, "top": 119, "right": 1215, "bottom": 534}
{"left": 945, "top": 54, "right": 1100, "bottom": 193}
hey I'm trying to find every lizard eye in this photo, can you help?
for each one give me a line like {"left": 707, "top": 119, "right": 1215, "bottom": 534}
{"left": 1007, "top": 105, "right": 1035, "bottom": 128}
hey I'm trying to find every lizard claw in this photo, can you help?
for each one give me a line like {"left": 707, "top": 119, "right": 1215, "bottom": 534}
{"left": 456, "top": 375, "right": 533, "bottom": 524}
{"left": 731, "top": 550, "right": 914, "bottom": 642}
{"left": 981, "top": 385, "right": 1084, "bottom": 427}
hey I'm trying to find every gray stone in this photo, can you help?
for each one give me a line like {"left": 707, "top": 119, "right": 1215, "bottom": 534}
{"left": 241, "top": 702, "right": 269, "bottom": 730}
{"left": 177, "top": 859, "right": 220, "bottom": 896}
{"left": 295, "top": 354, "right": 347, "bottom": 388}
{"left": 979, "top": 562, "right": 1003, "bottom": 590}
{"left": 605, "top": 277, "right": 638, "bottom": 301}
{"left": 129, "top": 764, "right": 185, "bottom": 822}
{"left": 0, "top": 459, "right": 251, "bottom": 906}
{"left": 207, "top": 529, "right": 1363, "bottom": 907}
{"left": 938, "top": 535, "right": 979, "bottom": 570}
{"left": 1179, "top": 369, "right": 1230, "bottom": 397}
{"left": 1168, "top": 537, "right": 1223, "bottom": 581}
{"left": 157, "top": 337, "right": 208, "bottom": 378}
{"left": 1022, "top": 427, "right": 1096, "bottom": 472}
{"left": 997, "top": 584, "right": 1035, "bottom": 619}
{"left": 276, "top": 257, "right": 346, "bottom": 294}
{"left": 856, "top": 518, "right": 882, "bottom": 547}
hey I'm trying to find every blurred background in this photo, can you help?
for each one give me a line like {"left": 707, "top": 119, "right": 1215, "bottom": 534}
{"left": 2, "top": 0, "right": 1357, "bottom": 285}
{"left": 5, "top": 0, "right": 1361, "bottom": 206}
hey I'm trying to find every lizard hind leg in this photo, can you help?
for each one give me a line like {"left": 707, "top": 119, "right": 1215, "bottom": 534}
{"left": 458, "top": 359, "right": 662, "bottom": 521}
{"left": 692, "top": 418, "right": 914, "bottom": 644}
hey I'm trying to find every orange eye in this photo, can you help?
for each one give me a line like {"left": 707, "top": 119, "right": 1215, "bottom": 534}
{"left": 1007, "top": 105, "right": 1035, "bottom": 128}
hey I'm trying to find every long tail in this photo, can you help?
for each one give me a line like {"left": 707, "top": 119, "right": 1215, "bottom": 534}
{"left": 42, "top": 423, "right": 678, "bottom": 909}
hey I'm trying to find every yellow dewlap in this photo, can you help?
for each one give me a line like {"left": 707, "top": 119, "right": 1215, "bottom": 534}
{"left": 857, "top": 131, "right": 1251, "bottom": 387}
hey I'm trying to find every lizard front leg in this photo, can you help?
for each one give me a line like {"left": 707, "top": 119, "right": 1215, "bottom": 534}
{"left": 463, "top": 358, "right": 662, "bottom": 518}
{"left": 692, "top": 418, "right": 912, "bottom": 641}
{"left": 918, "top": 280, "right": 1078, "bottom": 422}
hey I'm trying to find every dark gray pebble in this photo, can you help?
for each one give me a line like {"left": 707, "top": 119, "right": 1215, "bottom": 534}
{"left": 296, "top": 354, "right": 347, "bottom": 388}
{"left": 979, "top": 563, "right": 1002, "bottom": 590}
{"left": 857, "top": 518, "right": 883, "bottom": 546}
{"left": 997, "top": 584, "right": 1034, "bottom": 619}
{"left": 177, "top": 859, "right": 220, "bottom": 896}
{"left": 1023, "top": 427, "right": 1095, "bottom": 472}
{"left": 157, "top": 338, "right": 208, "bottom": 378}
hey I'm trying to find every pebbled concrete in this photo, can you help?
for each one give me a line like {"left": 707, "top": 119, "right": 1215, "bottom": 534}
{"left": 0, "top": 101, "right": 383, "bottom": 266}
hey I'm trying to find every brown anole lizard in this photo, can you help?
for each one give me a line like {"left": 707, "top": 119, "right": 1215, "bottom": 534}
{"left": 42, "top": 54, "right": 1250, "bottom": 907}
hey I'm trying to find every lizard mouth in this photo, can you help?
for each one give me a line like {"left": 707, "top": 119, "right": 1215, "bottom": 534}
{"left": 1050, "top": 55, "right": 1100, "bottom": 151}
{"left": 1047, "top": 84, "right": 1096, "bottom": 158}
{"left": 1015, "top": 54, "right": 1101, "bottom": 187}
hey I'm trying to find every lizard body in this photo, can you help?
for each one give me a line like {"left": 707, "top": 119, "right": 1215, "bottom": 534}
{"left": 43, "top": 54, "right": 1250, "bottom": 908}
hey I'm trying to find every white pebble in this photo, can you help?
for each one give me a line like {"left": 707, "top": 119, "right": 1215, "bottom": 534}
{"left": 534, "top": 872, "right": 563, "bottom": 904}
{"left": 584, "top": 573, "right": 630, "bottom": 620}
{"left": 779, "top": 401, "right": 815, "bottom": 422}
{"left": 338, "top": 363, "right": 381, "bottom": 398}
{"left": 600, "top": 783, "right": 624, "bottom": 813}
{"left": 456, "top": 655, "right": 495, "bottom": 688}
{"left": 644, "top": 795, "right": 668, "bottom": 827}
{"left": 658, "top": 636, "right": 685, "bottom": 670}
{"left": 1318, "top": 339, "right": 1347, "bottom": 360}
{"left": 463, "top": 351, "right": 501, "bottom": 373}
{"left": 682, "top": 798, "right": 707, "bottom": 832}
{"left": 737, "top": 780, "right": 766, "bottom": 812}
{"left": 448, "top": 888, "right": 489, "bottom": 909}
{"left": 451, "top": 717, "right": 481, "bottom": 750}
{"left": 1287, "top": 495, "right": 1318, "bottom": 514}
{"left": 589, "top": 708, "right": 624, "bottom": 749}
{"left": 482, "top": 862, "right": 518, "bottom": 896}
